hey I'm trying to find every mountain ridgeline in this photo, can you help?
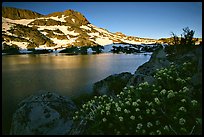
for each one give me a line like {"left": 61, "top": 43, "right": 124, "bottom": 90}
{"left": 2, "top": 6, "right": 189, "bottom": 52}
{"left": 2, "top": 7, "right": 43, "bottom": 19}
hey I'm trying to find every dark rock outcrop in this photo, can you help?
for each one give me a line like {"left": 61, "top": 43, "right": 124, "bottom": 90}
{"left": 10, "top": 92, "right": 77, "bottom": 135}
{"left": 93, "top": 72, "right": 133, "bottom": 96}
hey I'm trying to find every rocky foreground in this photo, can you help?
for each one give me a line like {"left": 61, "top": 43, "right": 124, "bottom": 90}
{"left": 10, "top": 45, "right": 202, "bottom": 135}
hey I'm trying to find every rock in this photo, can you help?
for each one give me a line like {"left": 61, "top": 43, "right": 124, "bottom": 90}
{"left": 10, "top": 92, "right": 77, "bottom": 135}
{"left": 191, "top": 72, "right": 202, "bottom": 86}
{"left": 127, "top": 48, "right": 170, "bottom": 86}
{"left": 93, "top": 72, "right": 133, "bottom": 95}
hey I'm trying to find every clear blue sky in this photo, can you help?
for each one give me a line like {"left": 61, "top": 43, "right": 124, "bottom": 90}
{"left": 2, "top": 2, "right": 202, "bottom": 39}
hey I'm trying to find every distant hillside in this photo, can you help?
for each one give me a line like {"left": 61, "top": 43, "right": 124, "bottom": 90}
{"left": 158, "top": 37, "right": 202, "bottom": 45}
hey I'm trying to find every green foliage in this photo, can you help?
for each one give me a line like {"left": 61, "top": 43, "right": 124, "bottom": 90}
{"left": 59, "top": 46, "right": 79, "bottom": 54}
{"left": 165, "top": 27, "right": 199, "bottom": 59}
{"left": 72, "top": 62, "right": 202, "bottom": 135}
{"left": 2, "top": 43, "right": 19, "bottom": 54}
{"left": 91, "top": 45, "right": 104, "bottom": 54}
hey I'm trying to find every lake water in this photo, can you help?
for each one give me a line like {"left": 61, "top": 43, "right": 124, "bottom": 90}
{"left": 2, "top": 53, "right": 151, "bottom": 134}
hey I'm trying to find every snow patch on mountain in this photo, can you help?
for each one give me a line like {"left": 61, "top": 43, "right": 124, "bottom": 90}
{"left": 2, "top": 17, "right": 34, "bottom": 25}
{"left": 50, "top": 38, "right": 72, "bottom": 47}
{"left": 95, "top": 37, "right": 113, "bottom": 46}
{"left": 71, "top": 18, "right": 75, "bottom": 23}
{"left": 49, "top": 15, "right": 67, "bottom": 22}
{"left": 80, "top": 25, "right": 92, "bottom": 30}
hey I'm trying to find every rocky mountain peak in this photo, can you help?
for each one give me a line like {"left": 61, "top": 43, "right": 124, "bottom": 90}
{"left": 45, "top": 9, "right": 90, "bottom": 25}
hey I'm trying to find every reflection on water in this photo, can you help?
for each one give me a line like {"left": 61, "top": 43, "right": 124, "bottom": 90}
{"left": 2, "top": 53, "right": 151, "bottom": 134}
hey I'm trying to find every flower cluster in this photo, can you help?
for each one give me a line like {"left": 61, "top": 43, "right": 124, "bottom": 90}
{"left": 72, "top": 63, "right": 201, "bottom": 135}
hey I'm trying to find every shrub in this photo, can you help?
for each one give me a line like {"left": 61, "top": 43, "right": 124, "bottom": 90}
{"left": 165, "top": 27, "right": 200, "bottom": 59}
{"left": 2, "top": 44, "right": 19, "bottom": 54}
{"left": 72, "top": 62, "right": 202, "bottom": 135}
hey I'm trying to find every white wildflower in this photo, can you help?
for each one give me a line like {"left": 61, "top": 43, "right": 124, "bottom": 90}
{"left": 102, "top": 118, "right": 107, "bottom": 122}
{"left": 128, "top": 98, "right": 132, "bottom": 102}
{"left": 125, "top": 101, "right": 131, "bottom": 105}
{"left": 102, "top": 95, "right": 107, "bottom": 98}
{"left": 130, "top": 85, "right": 134, "bottom": 89}
{"left": 119, "top": 116, "right": 123, "bottom": 122}
{"left": 179, "top": 118, "right": 186, "bottom": 125}
{"left": 124, "top": 109, "right": 130, "bottom": 113}
{"left": 136, "top": 99, "right": 141, "bottom": 103}
{"left": 183, "top": 87, "right": 189, "bottom": 93}
{"left": 146, "top": 109, "right": 150, "bottom": 114}
{"left": 135, "top": 108, "right": 140, "bottom": 112}
{"left": 117, "top": 107, "right": 121, "bottom": 112}
{"left": 148, "top": 102, "right": 153, "bottom": 107}
{"left": 179, "top": 106, "right": 187, "bottom": 112}
{"left": 106, "top": 111, "right": 110, "bottom": 115}
{"left": 120, "top": 92, "right": 124, "bottom": 95}
{"left": 132, "top": 102, "right": 139, "bottom": 106}
{"left": 156, "top": 130, "right": 161, "bottom": 135}
{"left": 101, "top": 110, "right": 105, "bottom": 115}
{"left": 154, "top": 97, "right": 161, "bottom": 105}
{"left": 191, "top": 100, "right": 198, "bottom": 106}
{"left": 147, "top": 122, "right": 153, "bottom": 128}
{"left": 157, "top": 77, "right": 162, "bottom": 80}
{"left": 106, "top": 106, "right": 110, "bottom": 111}
{"left": 130, "top": 115, "right": 135, "bottom": 120}
{"left": 138, "top": 115, "right": 143, "bottom": 120}
{"left": 164, "top": 125, "right": 169, "bottom": 131}
{"left": 137, "top": 123, "right": 143, "bottom": 129}
{"left": 181, "top": 99, "right": 186, "bottom": 103}
{"left": 167, "top": 92, "right": 175, "bottom": 98}
{"left": 160, "top": 89, "right": 166, "bottom": 95}
{"left": 145, "top": 101, "right": 149, "bottom": 104}
{"left": 151, "top": 109, "right": 156, "bottom": 115}
{"left": 82, "top": 104, "right": 86, "bottom": 108}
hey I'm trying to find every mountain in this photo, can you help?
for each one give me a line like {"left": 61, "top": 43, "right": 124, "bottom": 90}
{"left": 2, "top": 7, "right": 43, "bottom": 19}
{"left": 2, "top": 7, "right": 158, "bottom": 51}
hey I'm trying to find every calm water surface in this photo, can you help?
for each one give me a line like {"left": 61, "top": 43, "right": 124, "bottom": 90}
{"left": 2, "top": 53, "right": 151, "bottom": 134}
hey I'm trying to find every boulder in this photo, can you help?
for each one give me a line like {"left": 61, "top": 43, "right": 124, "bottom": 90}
{"left": 10, "top": 92, "right": 77, "bottom": 135}
{"left": 93, "top": 72, "right": 133, "bottom": 95}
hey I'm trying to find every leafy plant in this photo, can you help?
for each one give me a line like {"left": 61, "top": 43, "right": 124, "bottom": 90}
{"left": 72, "top": 62, "right": 202, "bottom": 135}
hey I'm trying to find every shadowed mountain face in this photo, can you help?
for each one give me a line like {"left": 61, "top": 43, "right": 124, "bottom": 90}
{"left": 2, "top": 6, "right": 158, "bottom": 50}
{"left": 2, "top": 7, "right": 43, "bottom": 19}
